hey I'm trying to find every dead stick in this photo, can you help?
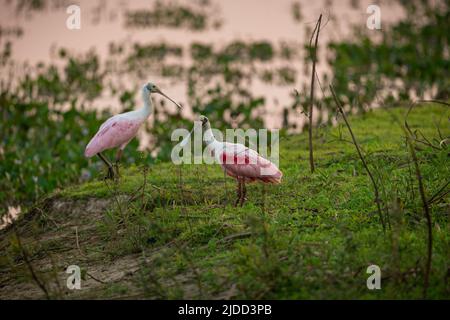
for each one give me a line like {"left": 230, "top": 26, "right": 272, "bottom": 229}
{"left": 417, "top": 99, "right": 450, "bottom": 107}
{"left": 14, "top": 228, "right": 51, "bottom": 299}
{"left": 427, "top": 180, "right": 450, "bottom": 205}
{"left": 405, "top": 132, "right": 433, "bottom": 299}
{"left": 404, "top": 102, "right": 433, "bottom": 299}
{"left": 307, "top": 13, "right": 322, "bottom": 173}
{"left": 75, "top": 226, "right": 85, "bottom": 257}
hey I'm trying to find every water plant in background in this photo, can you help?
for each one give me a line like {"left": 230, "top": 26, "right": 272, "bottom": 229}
{"left": 125, "top": 0, "right": 222, "bottom": 31}
{"left": 327, "top": 0, "right": 449, "bottom": 112}
{"left": 0, "top": 50, "right": 145, "bottom": 214}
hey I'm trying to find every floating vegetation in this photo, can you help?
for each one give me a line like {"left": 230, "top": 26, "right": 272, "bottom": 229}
{"left": 0, "top": 42, "right": 12, "bottom": 66}
{"left": 117, "top": 39, "right": 300, "bottom": 86}
{"left": 0, "top": 26, "right": 23, "bottom": 39}
{"left": 258, "top": 67, "right": 297, "bottom": 86}
{"left": 189, "top": 40, "right": 299, "bottom": 65}
{"left": 276, "top": 66, "right": 297, "bottom": 85}
{"left": 190, "top": 43, "right": 213, "bottom": 61}
{"left": 291, "top": 1, "right": 303, "bottom": 22}
{"left": 215, "top": 41, "right": 274, "bottom": 64}
{"left": 279, "top": 41, "right": 300, "bottom": 60}
{"left": 129, "top": 43, "right": 183, "bottom": 60}
{"left": 125, "top": 43, "right": 184, "bottom": 79}
{"left": 125, "top": 0, "right": 221, "bottom": 31}
{"left": 12, "top": 0, "right": 70, "bottom": 14}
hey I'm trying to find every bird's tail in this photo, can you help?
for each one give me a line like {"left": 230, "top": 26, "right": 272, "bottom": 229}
{"left": 260, "top": 167, "right": 283, "bottom": 184}
{"left": 84, "top": 143, "right": 96, "bottom": 158}
{"left": 262, "top": 175, "right": 282, "bottom": 184}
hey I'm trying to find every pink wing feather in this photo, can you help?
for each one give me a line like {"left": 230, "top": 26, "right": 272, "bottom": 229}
{"left": 84, "top": 117, "right": 141, "bottom": 157}
{"left": 219, "top": 147, "right": 282, "bottom": 184}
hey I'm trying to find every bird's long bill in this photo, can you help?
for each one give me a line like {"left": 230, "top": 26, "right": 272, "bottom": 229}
{"left": 179, "top": 127, "right": 194, "bottom": 148}
{"left": 157, "top": 90, "right": 182, "bottom": 109}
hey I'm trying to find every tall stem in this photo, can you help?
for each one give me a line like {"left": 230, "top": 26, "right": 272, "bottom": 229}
{"left": 308, "top": 14, "right": 322, "bottom": 173}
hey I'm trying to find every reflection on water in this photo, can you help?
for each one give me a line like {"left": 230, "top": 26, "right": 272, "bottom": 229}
{"left": 0, "top": 0, "right": 404, "bottom": 129}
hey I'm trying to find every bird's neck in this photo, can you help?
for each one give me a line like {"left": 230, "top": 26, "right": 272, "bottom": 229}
{"left": 204, "top": 128, "right": 221, "bottom": 151}
{"left": 140, "top": 91, "right": 153, "bottom": 118}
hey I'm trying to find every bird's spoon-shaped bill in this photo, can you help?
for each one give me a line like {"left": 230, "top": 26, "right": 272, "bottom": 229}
{"left": 179, "top": 116, "right": 206, "bottom": 148}
{"left": 156, "top": 89, "right": 183, "bottom": 109}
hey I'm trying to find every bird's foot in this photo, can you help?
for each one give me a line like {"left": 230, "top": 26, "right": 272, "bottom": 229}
{"left": 240, "top": 197, "right": 247, "bottom": 207}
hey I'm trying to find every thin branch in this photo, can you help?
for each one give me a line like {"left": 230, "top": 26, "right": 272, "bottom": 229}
{"left": 222, "top": 169, "right": 228, "bottom": 214}
{"left": 417, "top": 99, "right": 450, "bottom": 107}
{"left": 404, "top": 128, "right": 433, "bottom": 299}
{"left": 427, "top": 180, "right": 450, "bottom": 205}
{"left": 307, "top": 13, "right": 322, "bottom": 173}
{"left": 219, "top": 232, "right": 252, "bottom": 244}
{"left": 103, "top": 178, "right": 126, "bottom": 227}
{"left": 74, "top": 226, "right": 85, "bottom": 257}
{"left": 329, "top": 84, "right": 386, "bottom": 231}
{"left": 14, "top": 228, "right": 51, "bottom": 299}
{"left": 86, "top": 272, "right": 106, "bottom": 284}
{"left": 142, "top": 165, "right": 148, "bottom": 210}
{"left": 403, "top": 100, "right": 433, "bottom": 299}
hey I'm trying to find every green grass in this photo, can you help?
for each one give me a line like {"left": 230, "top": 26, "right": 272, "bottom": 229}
{"left": 1, "top": 103, "right": 449, "bottom": 299}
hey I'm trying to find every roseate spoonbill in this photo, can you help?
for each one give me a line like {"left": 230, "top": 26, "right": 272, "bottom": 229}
{"left": 183, "top": 116, "right": 282, "bottom": 206}
{"left": 85, "top": 82, "right": 182, "bottom": 179}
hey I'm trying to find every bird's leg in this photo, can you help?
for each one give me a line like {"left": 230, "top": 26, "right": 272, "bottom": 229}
{"left": 234, "top": 179, "right": 242, "bottom": 207}
{"left": 98, "top": 152, "right": 115, "bottom": 180}
{"left": 240, "top": 180, "right": 247, "bottom": 207}
{"left": 114, "top": 149, "right": 123, "bottom": 178}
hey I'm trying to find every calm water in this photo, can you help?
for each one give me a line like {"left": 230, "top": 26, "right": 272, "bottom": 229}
{"left": 0, "top": 0, "right": 405, "bottom": 128}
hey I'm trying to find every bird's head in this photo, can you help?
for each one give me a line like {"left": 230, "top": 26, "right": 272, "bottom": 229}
{"left": 145, "top": 82, "right": 159, "bottom": 93}
{"left": 198, "top": 115, "right": 215, "bottom": 145}
{"left": 199, "top": 115, "right": 210, "bottom": 129}
{"left": 143, "top": 82, "right": 182, "bottom": 109}
{"left": 179, "top": 115, "right": 213, "bottom": 149}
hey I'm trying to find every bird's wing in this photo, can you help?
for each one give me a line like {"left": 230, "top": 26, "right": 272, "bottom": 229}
{"left": 98, "top": 111, "right": 137, "bottom": 131}
{"left": 219, "top": 143, "right": 282, "bottom": 183}
{"left": 98, "top": 116, "right": 117, "bottom": 131}
{"left": 85, "top": 116, "right": 141, "bottom": 157}
{"left": 222, "top": 143, "right": 273, "bottom": 166}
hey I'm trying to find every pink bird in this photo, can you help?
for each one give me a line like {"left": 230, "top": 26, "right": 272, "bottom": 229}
{"left": 184, "top": 116, "right": 282, "bottom": 206}
{"left": 85, "top": 82, "right": 182, "bottom": 179}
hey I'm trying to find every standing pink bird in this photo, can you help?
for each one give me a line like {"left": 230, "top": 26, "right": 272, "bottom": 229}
{"left": 190, "top": 116, "right": 282, "bottom": 206}
{"left": 85, "top": 82, "right": 182, "bottom": 179}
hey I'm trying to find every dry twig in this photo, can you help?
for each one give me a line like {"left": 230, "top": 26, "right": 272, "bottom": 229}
{"left": 307, "top": 13, "right": 322, "bottom": 173}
